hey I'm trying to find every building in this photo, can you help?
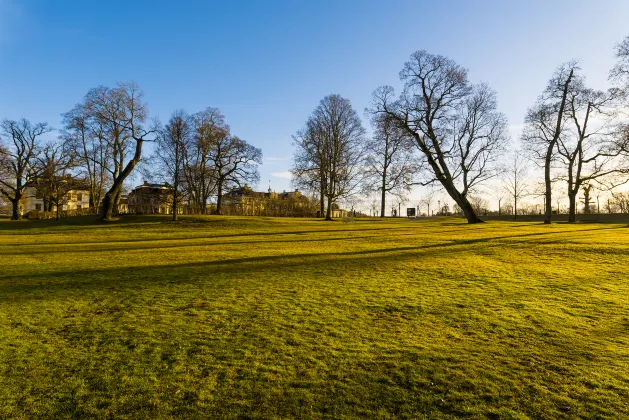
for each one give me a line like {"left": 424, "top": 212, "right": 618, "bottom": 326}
{"left": 20, "top": 180, "right": 91, "bottom": 216}
{"left": 222, "top": 186, "right": 315, "bottom": 216}
{"left": 128, "top": 182, "right": 179, "bottom": 214}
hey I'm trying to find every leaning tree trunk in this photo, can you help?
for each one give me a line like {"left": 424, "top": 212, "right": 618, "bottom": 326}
{"left": 458, "top": 198, "right": 483, "bottom": 224}
{"left": 102, "top": 139, "right": 144, "bottom": 220}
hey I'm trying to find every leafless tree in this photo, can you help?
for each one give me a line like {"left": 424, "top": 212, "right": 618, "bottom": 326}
{"left": 364, "top": 112, "right": 421, "bottom": 217}
{"left": 33, "top": 142, "right": 81, "bottom": 220}
{"left": 292, "top": 118, "right": 327, "bottom": 217}
{"left": 610, "top": 36, "right": 629, "bottom": 97}
{"left": 293, "top": 94, "right": 366, "bottom": 220}
{"left": 61, "top": 102, "right": 111, "bottom": 209}
{"left": 154, "top": 110, "right": 193, "bottom": 221}
{"left": 371, "top": 51, "right": 508, "bottom": 224}
{"left": 521, "top": 62, "right": 576, "bottom": 224}
{"left": 468, "top": 195, "right": 489, "bottom": 216}
{"left": 184, "top": 108, "right": 225, "bottom": 214}
{"left": 556, "top": 75, "right": 629, "bottom": 222}
{"left": 209, "top": 133, "right": 262, "bottom": 215}
{"left": 419, "top": 189, "right": 437, "bottom": 216}
{"left": 81, "top": 82, "right": 154, "bottom": 220}
{"left": 501, "top": 151, "right": 530, "bottom": 219}
{"left": 0, "top": 118, "right": 52, "bottom": 220}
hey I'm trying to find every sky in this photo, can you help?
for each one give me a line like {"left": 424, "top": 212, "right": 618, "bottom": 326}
{"left": 1, "top": 0, "right": 629, "bottom": 213}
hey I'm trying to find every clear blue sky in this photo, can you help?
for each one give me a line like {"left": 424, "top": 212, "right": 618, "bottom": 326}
{"left": 1, "top": 0, "right": 628, "bottom": 197}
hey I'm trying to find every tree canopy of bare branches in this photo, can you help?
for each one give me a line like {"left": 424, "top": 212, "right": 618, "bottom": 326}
{"left": 364, "top": 113, "right": 421, "bottom": 217}
{"left": 292, "top": 94, "right": 367, "bottom": 220}
{"left": 521, "top": 62, "right": 576, "bottom": 224}
{"left": 61, "top": 102, "right": 111, "bottom": 209}
{"left": 154, "top": 110, "right": 194, "bottom": 221}
{"left": 0, "top": 118, "right": 52, "bottom": 220}
{"left": 71, "top": 82, "right": 154, "bottom": 220}
{"left": 33, "top": 142, "right": 81, "bottom": 220}
{"left": 371, "top": 51, "right": 507, "bottom": 224}
{"left": 501, "top": 151, "right": 530, "bottom": 219}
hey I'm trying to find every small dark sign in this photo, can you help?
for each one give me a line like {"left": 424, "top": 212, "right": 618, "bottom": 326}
{"left": 406, "top": 207, "right": 416, "bottom": 217}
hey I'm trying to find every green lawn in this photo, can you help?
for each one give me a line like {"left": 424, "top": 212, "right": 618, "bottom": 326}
{"left": 0, "top": 215, "right": 628, "bottom": 419}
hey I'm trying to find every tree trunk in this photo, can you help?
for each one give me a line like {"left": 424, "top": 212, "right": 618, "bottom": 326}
{"left": 514, "top": 198, "right": 517, "bottom": 220}
{"left": 543, "top": 146, "right": 553, "bottom": 224}
{"left": 102, "top": 138, "right": 144, "bottom": 220}
{"left": 325, "top": 195, "right": 333, "bottom": 221}
{"left": 172, "top": 190, "right": 178, "bottom": 222}
{"left": 216, "top": 181, "right": 223, "bottom": 215}
{"left": 568, "top": 191, "right": 577, "bottom": 223}
{"left": 459, "top": 197, "right": 483, "bottom": 224}
{"left": 11, "top": 199, "right": 20, "bottom": 220}
{"left": 380, "top": 169, "right": 387, "bottom": 218}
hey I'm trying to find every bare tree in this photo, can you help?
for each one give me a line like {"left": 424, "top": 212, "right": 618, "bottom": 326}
{"left": 33, "top": 142, "right": 80, "bottom": 220}
{"left": 610, "top": 36, "right": 629, "bottom": 96}
{"left": 293, "top": 94, "right": 366, "bottom": 220}
{"left": 184, "top": 108, "right": 226, "bottom": 214}
{"left": 521, "top": 62, "right": 577, "bottom": 224}
{"left": 61, "top": 102, "right": 110, "bottom": 209}
{"left": 154, "top": 110, "right": 193, "bottom": 221}
{"left": 468, "top": 196, "right": 489, "bottom": 216}
{"left": 419, "top": 189, "right": 436, "bottom": 216}
{"left": 364, "top": 113, "right": 421, "bottom": 217}
{"left": 501, "top": 151, "right": 530, "bottom": 219}
{"left": 371, "top": 51, "right": 507, "bottom": 224}
{"left": 209, "top": 133, "right": 262, "bottom": 215}
{"left": 0, "top": 118, "right": 52, "bottom": 220}
{"left": 292, "top": 118, "right": 327, "bottom": 217}
{"left": 81, "top": 82, "right": 154, "bottom": 220}
{"left": 556, "top": 75, "right": 629, "bottom": 222}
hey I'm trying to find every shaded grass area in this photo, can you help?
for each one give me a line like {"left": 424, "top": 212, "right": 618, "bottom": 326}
{"left": 0, "top": 215, "right": 628, "bottom": 418}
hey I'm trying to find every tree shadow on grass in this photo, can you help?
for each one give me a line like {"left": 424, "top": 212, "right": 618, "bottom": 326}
{"left": 2, "top": 225, "right": 627, "bottom": 298}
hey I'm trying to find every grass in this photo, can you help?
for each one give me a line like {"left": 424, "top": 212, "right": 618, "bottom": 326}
{"left": 0, "top": 215, "right": 628, "bottom": 419}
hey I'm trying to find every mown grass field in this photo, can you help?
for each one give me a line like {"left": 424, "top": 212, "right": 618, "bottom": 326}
{"left": 0, "top": 215, "right": 628, "bottom": 419}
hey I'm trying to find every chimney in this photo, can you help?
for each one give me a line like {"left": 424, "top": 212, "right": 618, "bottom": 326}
{"left": 143, "top": 181, "right": 149, "bottom": 186}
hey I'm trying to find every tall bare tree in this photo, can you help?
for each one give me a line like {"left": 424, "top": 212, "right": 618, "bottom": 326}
{"left": 61, "top": 103, "right": 110, "bottom": 209}
{"left": 154, "top": 110, "right": 193, "bottom": 221}
{"left": 0, "top": 119, "right": 52, "bottom": 220}
{"left": 81, "top": 82, "right": 154, "bottom": 220}
{"left": 521, "top": 62, "right": 576, "bottom": 224}
{"left": 184, "top": 108, "right": 225, "bottom": 214}
{"left": 364, "top": 113, "right": 420, "bottom": 217}
{"left": 294, "top": 94, "right": 366, "bottom": 220}
{"left": 372, "top": 51, "right": 507, "bottom": 224}
{"left": 33, "top": 142, "right": 80, "bottom": 220}
{"left": 209, "top": 133, "right": 262, "bottom": 215}
{"left": 501, "top": 151, "right": 530, "bottom": 219}
{"left": 556, "top": 74, "right": 629, "bottom": 222}
{"left": 292, "top": 119, "right": 327, "bottom": 217}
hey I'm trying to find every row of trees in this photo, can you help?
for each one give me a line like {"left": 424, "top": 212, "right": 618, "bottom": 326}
{"left": 151, "top": 108, "right": 261, "bottom": 219}
{"left": 292, "top": 36, "right": 629, "bottom": 224}
{"left": 0, "top": 83, "right": 262, "bottom": 221}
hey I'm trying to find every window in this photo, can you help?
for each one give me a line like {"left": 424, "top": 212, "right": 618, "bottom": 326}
{"left": 76, "top": 193, "right": 83, "bottom": 202}
{"left": 35, "top": 204, "right": 42, "bottom": 211}
{"left": 76, "top": 205, "right": 82, "bottom": 210}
